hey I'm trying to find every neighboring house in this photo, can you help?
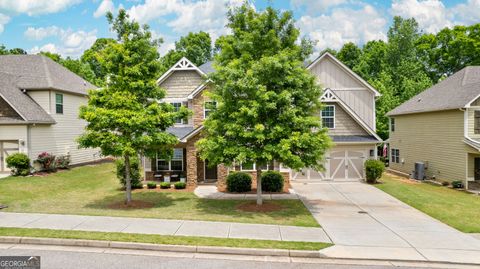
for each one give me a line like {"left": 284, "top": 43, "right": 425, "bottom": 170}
{"left": 0, "top": 55, "right": 100, "bottom": 174}
{"left": 387, "top": 66, "right": 480, "bottom": 189}
{"left": 143, "top": 53, "right": 382, "bottom": 187}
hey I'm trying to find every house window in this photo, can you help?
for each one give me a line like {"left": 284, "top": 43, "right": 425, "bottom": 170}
{"left": 55, "top": 93, "right": 63, "bottom": 114}
{"left": 204, "top": 101, "right": 217, "bottom": 119}
{"left": 171, "top": 102, "right": 184, "bottom": 124}
{"left": 240, "top": 161, "right": 271, "bottom": 171}
{"left": 391, "top": 118, "right": 395, "bottom": 132}
{"left": 321, "top": 105, "right": 335, "bottom": 128}
{"left": 157, "top": 148, "right": 184, "bottom": 171}
{"left": 391, "top": 149, "right": 400, "bottom": 163}
{"left": 474, "top": 111, "right": 480, "bottom": 134}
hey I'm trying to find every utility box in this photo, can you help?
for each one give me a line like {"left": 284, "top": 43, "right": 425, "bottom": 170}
{"left": 414, "top": 162, "right": 425, "bottom": 180}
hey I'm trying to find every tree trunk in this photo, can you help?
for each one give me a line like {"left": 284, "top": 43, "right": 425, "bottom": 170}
{"left": 256, "top": 167, "right": 263, "bottom": 206}
{"left": 124, "top": 155, "right": 132, "bottom": 204}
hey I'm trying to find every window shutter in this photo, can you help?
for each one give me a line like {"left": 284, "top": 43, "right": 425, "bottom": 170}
{"left": 475, "top": 111, "right": 480, "bottom": 134}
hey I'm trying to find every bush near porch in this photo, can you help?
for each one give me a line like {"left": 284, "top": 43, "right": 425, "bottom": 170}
{"left": 375, "top": 173, "right": 480, "bottom": 233}
{"left": 0, "top": 163, "right": 319, "bottom": 227}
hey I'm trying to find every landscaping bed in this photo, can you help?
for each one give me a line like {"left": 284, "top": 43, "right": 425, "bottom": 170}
{"left": 375, "top": 173, "right": 480, "bottom": 233}
{"left": 0, "top": 163, "right": 319, "bottom": 227}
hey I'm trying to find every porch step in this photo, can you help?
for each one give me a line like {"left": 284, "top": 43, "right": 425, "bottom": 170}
{"left": 468, "top": 181, "right": 480, "bottom": 191}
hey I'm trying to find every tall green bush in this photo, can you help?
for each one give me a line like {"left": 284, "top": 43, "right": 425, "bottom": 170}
{"left": 365, "top": 159, "right": 385, "bottom": 184}
{"left": 6, "top": 153, "right": 30, "bottom": 176}
{"left": 261, "top": 171, "right": 284, "bottom": 192}
{"left": 226, "top": 172, "right": 252, "bottom": 193}
{"left": 116, "top": 157, "right": 142, "bottom": 189}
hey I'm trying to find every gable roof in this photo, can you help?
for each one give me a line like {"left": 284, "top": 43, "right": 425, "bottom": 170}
{"left": 387, "top": 66, "right": 480, "bottom": 116}
{"left": 199, "top": 61, "right": 215, "bottom": 74}
{"left": 157, "top": 57, "right": 206, "bottom": 85}
{"left": 0, "top": 72, "right": 55, "bottom": 124}
{"left": 307, "top": 52, "right": 381, "bottom": 97}
{"left": 0, "top": 55, "right": 96, "bottom": 95}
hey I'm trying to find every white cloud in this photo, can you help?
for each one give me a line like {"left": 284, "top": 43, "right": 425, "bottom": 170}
{"left": 93, "top": 0, "right": 115, "bottom": 18}
{"left": 291, "top": 0, "right": 348, "bottom": 13}
{"left": 0, "top": 13, "right": 9, "bottom": 33}
{"left": 0, "top": 0, "right": 81, "bottom": 16}
{"left": 391, "top": 0, "right": 453, "bottom": 33}
{"left": 452, "top": 0, "right": 480, "bottom": 25}
{"left": 297, "top": 4, "right": 387, "bottom": 52}
{"left": 27, "top": 27, "right": 97, "bottom": 58}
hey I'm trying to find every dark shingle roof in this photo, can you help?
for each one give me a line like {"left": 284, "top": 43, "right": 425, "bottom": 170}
{"left": 388, "top": 66, "right": 480, "bottom": 116}
{"left": 331, "top": 135, "right": 379, "bottom": 143}
{"left": 0, "top": 55, "right": 96, "bottom": 95}
{"left": 167, "top": 126, "right": 195, "bottom": 139}
{"left": 199, "top": 61, "right": 215, "bottom": 74}
{"left": 0, "top": 73, "right": 55, "bottom": 124}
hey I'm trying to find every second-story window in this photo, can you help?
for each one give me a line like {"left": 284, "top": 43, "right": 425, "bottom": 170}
{"left": 321, "top": 105, "right": 335, "bottom": 129}
{"left": 204, "top": 101, "right": 217, "bottom": 119}
{"left": 55, "top": 93, "right": 63, "bottom": 114}
{"left": 171, "top": 102, "right": 183, "bottom": 124}
{"left": 475, "top": 111, "right": 480, "bottom": 134}
{"left": 391, "top": 118, "right": 395, "bottom": 132}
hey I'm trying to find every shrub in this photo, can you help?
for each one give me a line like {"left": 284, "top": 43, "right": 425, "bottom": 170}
{"left": 36, "top": 152, "right": 56, "bottom": 172}
{"left": 261, "top": 171, "right": 284, "bottom": 192}
{"left": 365, "top": 159, "right": 385, "bottom": 184}
{"left": 147, "top": 182, "right": 157, "bottom": 189}
{"left": 160, "top": 182, "right": 171, "bottom": 189}
{"left": 6, "top": 153, "right": 30, "bottom": 176}
{"left": 441, "top": 181, "right": 450, "bottom": 186}
{"left": 226, "top": 172, "right": 252, "bottom": 192}
{"left": 55, "top": 155, "right": 71, "bottom": 169}
{"left": 115, "top": 157, "right": 142, "bottom": 189}
{"left": 174, "top": 182, "right": 186, "bottom": 189}
{"left": 452, "top": 180, "right": 464, "bottom": 189}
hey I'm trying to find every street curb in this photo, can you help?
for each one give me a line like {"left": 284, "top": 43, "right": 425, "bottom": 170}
{"left": 0, "top": 236, "right": 326, "bottom": 258}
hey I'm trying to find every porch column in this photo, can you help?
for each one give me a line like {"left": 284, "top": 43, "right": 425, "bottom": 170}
{"left": 186, "top": 143, "right": 198, "bottom": 187}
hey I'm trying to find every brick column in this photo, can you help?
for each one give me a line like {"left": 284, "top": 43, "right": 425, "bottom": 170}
{"left": 186, "top": 143, "right": 198, "bottom": 187}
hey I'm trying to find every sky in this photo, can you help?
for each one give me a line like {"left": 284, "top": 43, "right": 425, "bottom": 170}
{"left": 0, "top": 0, "right": 478, "bottom": 59}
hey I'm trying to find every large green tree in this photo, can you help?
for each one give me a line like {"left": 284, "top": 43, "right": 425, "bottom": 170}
{"left": 160, "top": 31, "right": 212, "bottom": 74}
{"left": 336, "top": 42, "right": 362, "bottom": 70}
{"left": 81, "top": 38, "right": 117, "bottom": 86}
{"left": 197, "top": 4, "right": 331, "bottom": 205}
{"left": 78, "top": 9, "right": 185, "bottom": 204}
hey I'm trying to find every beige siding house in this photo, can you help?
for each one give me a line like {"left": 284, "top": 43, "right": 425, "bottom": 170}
{"left": 0, "top": 55, "right": 100, "bottom": 174}
{"left": 144, "top": 53, "right": 382, "bottom": 187}
{"left": 387, "top": 66, "right": 480, "bottom": 189}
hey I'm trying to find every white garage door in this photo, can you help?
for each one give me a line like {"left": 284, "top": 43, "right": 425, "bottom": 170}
{"left": 293, "top": 149, "right": 367, "bottom": 181}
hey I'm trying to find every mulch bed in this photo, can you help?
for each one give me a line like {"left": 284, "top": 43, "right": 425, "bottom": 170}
{"left": 107, "top": 200, "right": 155, "bottom": 210}
{"left": 134, "top": 187, "right": 194, "bottom": 193}
{"left": 236, "top": 201, "right": 285, "bottom": 213}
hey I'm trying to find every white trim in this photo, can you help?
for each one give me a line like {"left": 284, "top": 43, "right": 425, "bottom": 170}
{"left": 162, "top": 97, "right": 188, "bottom": 103}
{"left": 320, "top": 89, "right": 338, "bottom": 102}
{"left": 156, "top": 148, "right": 184, "bottom": 171}
{"left": 156, "top": 57, "right": 206, "bottom": 85}
{"left": 464, "top": 93, "right": 480, "bottom": 108}
{"left": 187, "top": 81, "right": 210, "bottom": 100}
{"left": 179, "top": 126, "right": 204, "bottom": 143}
{"left": 307, "top": 52, "right": 381, "bottom": 97}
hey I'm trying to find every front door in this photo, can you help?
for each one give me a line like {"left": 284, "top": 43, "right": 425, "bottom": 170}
{"left": 0, "top": 140, "right": 19, "bottom": 172}
{"left": 204, "top": 160, "right": 218, "bottom": 182}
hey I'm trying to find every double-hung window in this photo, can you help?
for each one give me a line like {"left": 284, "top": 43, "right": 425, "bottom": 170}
{"left": 171, "top": 102, "right": 183, "bottom": 124}
{"left": 55, "top": 93, "right": 63, "bottom": 114}
{"left": 157, "top": 148, "right": 184, "bottom": 171}
{"left": 390, "top": 118, "right": 395, "bottom": 132}
{"left": 321, "top": 105, "right": 335, "bottom": 128}
{"left": 240, "top": 161, "right": 271, "bottom": 171}
{"left": 391, "top": 149, "right": 400, "bottom": 163}
{"left": 204, "top": 101, "right": 217, "bottom": 119}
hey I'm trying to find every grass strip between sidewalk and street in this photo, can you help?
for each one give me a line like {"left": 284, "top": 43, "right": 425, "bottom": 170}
{"left": 0, "top": 227, "right": 332, "bottom": 251}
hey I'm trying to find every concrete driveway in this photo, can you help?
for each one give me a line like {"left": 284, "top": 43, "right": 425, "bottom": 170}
{"left": 292, "top": 181, "right": 480, "bottom": 264}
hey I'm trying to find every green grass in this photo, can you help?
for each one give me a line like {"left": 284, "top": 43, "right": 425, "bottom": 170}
{"left": 0, "top": 227, "right": 331, "bottom": 251}
{"left": 0, "top": 163, "right": 318, "bottom": 227}
{"left": 375, "top": 174, "right": 480, "bottom": 233}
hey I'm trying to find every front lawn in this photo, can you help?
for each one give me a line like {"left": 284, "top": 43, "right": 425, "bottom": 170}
{"left": 0, "top": 227, "right": 332, "bottom": 251}
{"left": 0, "top": 163, "right": 318, "bottom": 227}
{"left": 375, "top": 174, "right": 480, "bottom": 233}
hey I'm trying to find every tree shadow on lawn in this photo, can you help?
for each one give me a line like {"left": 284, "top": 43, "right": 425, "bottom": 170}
{"left": 85, "top": 192, "right": 189, "bottom": 211}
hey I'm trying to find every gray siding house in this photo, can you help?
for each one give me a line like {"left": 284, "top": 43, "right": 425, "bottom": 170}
{"left": 0, "top": 55, "right": 100, "bottom": 174}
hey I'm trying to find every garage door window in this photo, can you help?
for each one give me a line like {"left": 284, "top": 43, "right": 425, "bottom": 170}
{"left": 321, "top": 105, "right": 335, "bottom": 128}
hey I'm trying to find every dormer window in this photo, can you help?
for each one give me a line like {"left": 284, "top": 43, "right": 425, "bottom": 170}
{"left": 321, "top": 105, "right": 335, "bottom": 129}
{"left": 171, "top": 102, "right": 184, "bottom": 124}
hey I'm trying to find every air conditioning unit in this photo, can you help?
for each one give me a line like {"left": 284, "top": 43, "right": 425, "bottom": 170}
{"left": 413, "top": 162, "right": 425, "bottom": 180}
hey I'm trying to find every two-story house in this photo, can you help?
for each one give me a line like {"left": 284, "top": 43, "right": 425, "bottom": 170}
{"left": 0, "top": 55, "right": 100, "bottom": 174}
{"left": 387, "top": 66, "right": 480, "bottom": 189}
{"left": 143, "top": 53, "right": 382, "bottom": 187}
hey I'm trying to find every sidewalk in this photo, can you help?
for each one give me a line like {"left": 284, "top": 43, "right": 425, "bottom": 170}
{"left": 0, "top": 212, "right": 330, "bottom": 243}
{"left": 194, "top": 185, "right": 298, "bottom": 200}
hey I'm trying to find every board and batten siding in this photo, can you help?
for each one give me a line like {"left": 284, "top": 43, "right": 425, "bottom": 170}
{"left": 389, "top": 110, "right": 477, "bottom": 181}
{"left": 160, "top": 70, "right": 204, "bottom": 98}
{"left": 29, "top": 91, "right": 100, "bottom": 165}
{"left": 309, "top": 55, "right": 375, "bottom": 130}
{"left": 321, "top": 103, "right": 368, "bottom": 136}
